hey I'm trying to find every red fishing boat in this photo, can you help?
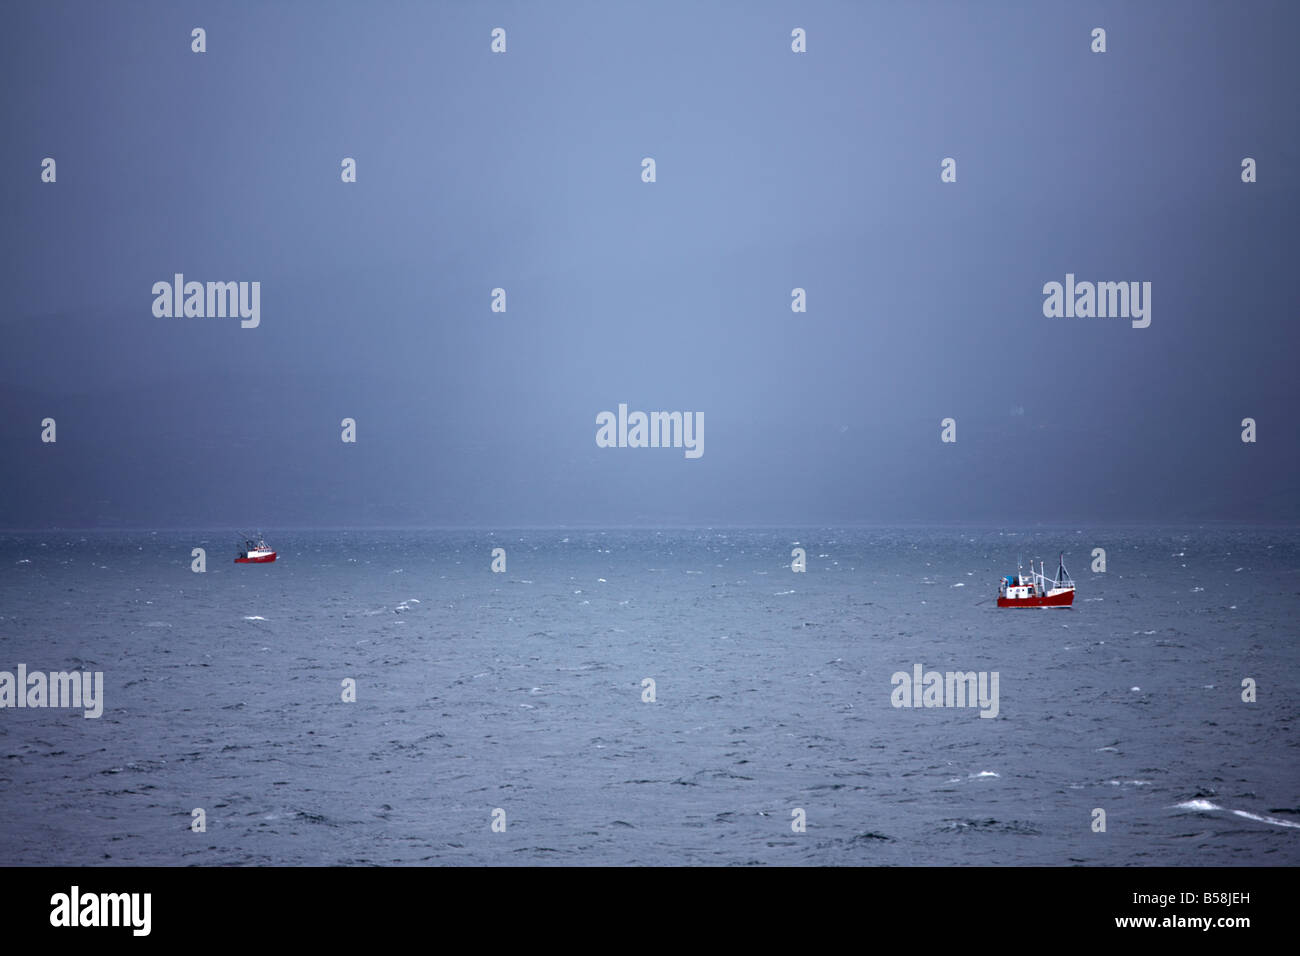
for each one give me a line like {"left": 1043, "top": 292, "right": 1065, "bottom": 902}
{"left": 235, "top": 534, "right": 276, "bottom": 564}
{"left": 997, "top": 554, "right": 1073, "bottom": 607}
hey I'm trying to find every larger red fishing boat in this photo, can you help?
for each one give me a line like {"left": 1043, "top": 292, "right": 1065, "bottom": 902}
{"left": 235, "top": 534, "right": 277, "bottom": 564}
{"left": 997, "top": 554, "right": 1074, "bottom": 607}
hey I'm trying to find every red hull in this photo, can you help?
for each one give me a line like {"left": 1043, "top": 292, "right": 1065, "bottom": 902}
{"left": 997, "top": 590, "right": 1073, "bottom": 607}
{"left": 235, "top": 553, "right": 277, "bottom": 563}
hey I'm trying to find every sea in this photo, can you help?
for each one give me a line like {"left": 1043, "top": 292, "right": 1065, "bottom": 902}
{"left": 0, "top": 527, "right": 1296, "bottom": 866}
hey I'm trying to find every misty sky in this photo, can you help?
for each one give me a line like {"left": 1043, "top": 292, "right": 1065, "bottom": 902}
{"left": 2, "top": 1, "right": 1297, "bottom": 528}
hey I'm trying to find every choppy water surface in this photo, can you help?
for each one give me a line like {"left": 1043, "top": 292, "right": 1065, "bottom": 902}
{"left": 0, "top": 528, "right": 1296, "bottom": 865}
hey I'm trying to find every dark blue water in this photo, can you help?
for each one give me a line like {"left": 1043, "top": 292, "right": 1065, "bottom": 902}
{"left": 0, "top": 528, "right": 1296, "bottom": 865}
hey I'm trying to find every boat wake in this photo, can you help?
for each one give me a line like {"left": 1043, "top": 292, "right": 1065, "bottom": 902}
{"left": 1174, "top": 799, "right": 1300, "bottom": 829}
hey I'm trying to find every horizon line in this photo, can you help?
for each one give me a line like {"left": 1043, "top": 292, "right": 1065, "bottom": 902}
{"left": 2, "top": 520, "right": 1297, "bottom": 534}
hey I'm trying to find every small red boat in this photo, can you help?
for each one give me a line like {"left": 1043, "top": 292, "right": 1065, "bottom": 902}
{"left": 235, "top": 534, "right": 277, "bottom": 564}
{"left": 997, "top": 554, "right": 1073, "bottom": 607}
